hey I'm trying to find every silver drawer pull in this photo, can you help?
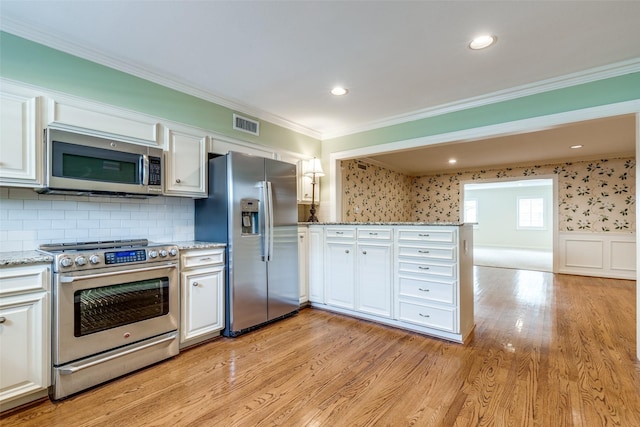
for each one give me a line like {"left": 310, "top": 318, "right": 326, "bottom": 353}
{"left": 193, "top": 282, "right": 200, "bottom": 287}
{"left": 336, "top": 231, "right": 344, "bottom": 234}
{"left": 345, "top": 249, "right": 350, "bottom": 254}
{"left": 369, "top": 232, "right": 378, "bottom": 235}
{"left": 418, "top": 288, "right": 430, "bottom": 292}
{"left": 418, "top": 250, "right": 430, "bottom": 254}
{"left": 418, "top": 266, "right": 430, "bottom": 270}
{"left": 419, "top": 313, "right": 430, "bottom": 318}
{"left": 418, "top": 234, "right": 430, "bottom": 237}
{"left": 199, "top": 257, "right": 213, "bottom": 261}
{"left": 0, "top": 316, "right": 6, "bottom": 324}
{"left": 362, "top": 251, "right": 367, "bottom": 255}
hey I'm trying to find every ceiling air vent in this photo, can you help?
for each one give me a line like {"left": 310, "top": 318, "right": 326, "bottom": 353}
{"left": 233, "top": 114, "right": 260, "bottom": 136}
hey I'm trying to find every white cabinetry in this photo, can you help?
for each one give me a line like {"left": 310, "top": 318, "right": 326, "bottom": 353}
{"left": 0, "top": 264, "right": 50, "bottom": 411}
{"left": 179, "top": 248, "right": 225, "bottom": 348}
{"left": 395, "top": 226, "right": 474, "bottom": 342}
{"left": 298, "top": 227, "right": 309, "bottom": 304}
{"left": 0, "top": 86, "right": 43, "bottom": 187}
{"left": 324, "top": 227, "right": 357, "bottom": 309}
{"left": 45, "top": 97, "right": 160, "bottom": 145}
{"left": 356, "top": 228, "right": 393, "bottom": 318}
{"left": 164, "top": 126, "right": 208, "bottom": 197}
{"left": 307, "top": 226, "right": 325, "bottom": 304}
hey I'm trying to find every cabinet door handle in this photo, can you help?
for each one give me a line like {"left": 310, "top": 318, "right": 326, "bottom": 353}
{"left": 369, "top": 232, "right": 378, "bottom": 236}
{"left": 175, "top": 179, "right": 181, "bottom": 184}
{"left": 0, "top": 316, "right": 5, "bottom": 324}
{"left": 418, "top": 288, "right": 430, "bottom": 292}
{"left": 345, "top": 249, "right": 350, "bottom": 254}
{"left": 418, "top": 234, "right": 430, "bottom": 237}
{"left": 199, "top": 257, "right": 213, "bottom": 261}
{"left": 418, "top": 250, "right": 430, "bottom": 254}
{"left": 418, "top": 266, "right": 430, "bottom": 270}
{"left": 300, "top": 235, "right": 304, "bottom": 239}
{"left": 193, "top": 282, "right": 200, "bottom": 287}
{"left": 336, "top": 231, "right": 344, "bottom": 235}
{"left": 362, "top": 251, "right": 367, "bottom": 255}
{"left": 419, "top": 313, "right": 431, "bottom": 318}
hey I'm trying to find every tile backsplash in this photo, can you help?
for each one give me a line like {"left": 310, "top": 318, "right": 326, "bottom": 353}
{"left": 0, "top": 187, "right": 195, "bottom": 252}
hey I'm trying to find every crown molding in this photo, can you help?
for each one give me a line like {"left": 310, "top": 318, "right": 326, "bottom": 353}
{"left": 321, "top": 58, "right": 640, "bottom": 140}
{"left": 2, "top": 19, "right": 638, "bottom": 143}
{"left": 0, "top": 20, "right": 322, "bottom": 140}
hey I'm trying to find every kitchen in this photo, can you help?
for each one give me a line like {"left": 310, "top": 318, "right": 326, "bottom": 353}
{"left": 1, "top": 1, "right": 640, "bottom": 425}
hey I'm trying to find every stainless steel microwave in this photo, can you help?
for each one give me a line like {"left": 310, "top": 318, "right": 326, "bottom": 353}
{"left": 38, "top": 128, "right": 164, "bottom": 197}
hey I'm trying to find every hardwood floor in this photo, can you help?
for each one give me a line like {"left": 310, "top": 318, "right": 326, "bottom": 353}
{"left": 2, "top": 267, "right": 639, "bottom": 426}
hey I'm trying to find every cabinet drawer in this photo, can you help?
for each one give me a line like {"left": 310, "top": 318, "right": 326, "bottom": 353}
{"left": 180, "top": 249, "right": 225, "bottom": 269}
{"left": 397, "top": 229, "right": 455, "bottom": 243}
{"left": 398, "top": 261, "right": 456, "bottom": 279}
{"left": 357, "top": 228, "right": 393, "bottom": 241}
{"left": 399, "top": 276, "right": 455, "bottom": 305}
{"left": 0, "top": 264, "right": 50, "bottom": 296}
{"left": 398, "top": 245, "right": 456, "bottom": 262}
{"left": 325, "top": 228, "right": 356, "bottom": 239}
{"left": 399, "top": 301, "right": 456, "bottom": 332}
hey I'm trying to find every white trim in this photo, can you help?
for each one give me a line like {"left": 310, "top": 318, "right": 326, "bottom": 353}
{"left": 636, "top": 112, "right": 640, "bottom": 361}
{"left": 322, "top": 58, "right": 640, "bottom": 140}
{"left": 3, "top": 19, "right": 638, "bottom": 142}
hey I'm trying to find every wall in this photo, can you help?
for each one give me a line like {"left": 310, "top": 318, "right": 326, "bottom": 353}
{"left": 465, "top": 183, "right": 553, "bottom": 250}
{"left": 341, "top": 157, "right": 635, "bottom": 233}
{"left": 412, "top": 157, "right": 635, "bottom": 232}
{"left": 0, "top": 32, "right": 321, "bottom": 157}
{"left": 341, "top": 160, "right": 412, "bottom": 222}
{"left": 0, "top": 188, "right": 194, "bottom": 252}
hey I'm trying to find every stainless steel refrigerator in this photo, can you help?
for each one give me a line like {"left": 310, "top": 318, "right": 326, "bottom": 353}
{"left": 195, "top": 152, "right": 299, "bottom": 337}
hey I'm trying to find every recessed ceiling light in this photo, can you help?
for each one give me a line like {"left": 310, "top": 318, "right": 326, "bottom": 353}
{"left": 331, "top": 87, "right": 348, "bottom": 96}
{"left": 469, "top": 34, "right": 497, "bottom": 50}
{"left": 570, "top": 144, "right": 584, "bottom": 149}
{"left": 449, "top": 159, "right": 457, "bottom": 164}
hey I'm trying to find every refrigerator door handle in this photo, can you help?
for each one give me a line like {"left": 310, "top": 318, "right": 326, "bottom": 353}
{"left": 262, "top": 180, "right": 269, "bottom": 262}
{"left": 266, "top": 181, "right": 274, "bottom": 261}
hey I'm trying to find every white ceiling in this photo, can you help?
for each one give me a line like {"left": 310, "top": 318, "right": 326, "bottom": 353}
{"left": 1, "top": 1, "right": 639, "bottom": 173}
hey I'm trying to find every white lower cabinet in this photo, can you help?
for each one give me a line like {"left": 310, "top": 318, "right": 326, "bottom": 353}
{"left": 309, "top": 224, "right": 474, "bottom": 343}
{"left": 179, "top": 248, "right": 225, "bottom": 348}
{"left": 0, "top": 264, "right": 50, "bottom": 411}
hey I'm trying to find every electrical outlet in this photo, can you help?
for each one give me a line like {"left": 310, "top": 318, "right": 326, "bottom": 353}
{"left": 354, "top": 206, "right": 360, "bottom": 214}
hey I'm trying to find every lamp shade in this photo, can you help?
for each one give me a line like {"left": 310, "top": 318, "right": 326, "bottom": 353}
{"left": 304, "top": 158, "right": 325, "bottom": 177}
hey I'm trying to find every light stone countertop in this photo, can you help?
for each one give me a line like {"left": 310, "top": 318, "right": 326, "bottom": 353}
{"left": 173, "top": 241, "right": 226, "bottom": 250}
{"left": 0, "top": 250, "right": 54, "bottom": 267}
{"left": 298, "top": 222, "right": 467, "bottom": 226}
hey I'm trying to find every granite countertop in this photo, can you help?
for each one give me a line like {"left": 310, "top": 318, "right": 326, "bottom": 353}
{"left": 173, "top": 241, "right": 226, "bottom": 250}
{"left": 0, "top": 250, "right": 54, "bottom": 267}
{"left": 1, "top": 242, "right": 227, "bottom": 267}
{"left": 299, "top": 222, "right": 466, "bottom": 226}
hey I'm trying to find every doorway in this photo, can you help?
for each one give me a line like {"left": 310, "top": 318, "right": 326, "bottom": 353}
{"left": 462, "top": 178, "right": 555, "bottom": 272}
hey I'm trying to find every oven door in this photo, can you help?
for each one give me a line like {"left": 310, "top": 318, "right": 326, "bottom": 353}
{"left": 52, "top": 262, "right": 178, "bottom": 366}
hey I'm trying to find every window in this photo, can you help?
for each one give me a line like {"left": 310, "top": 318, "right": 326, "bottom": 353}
{"left": 464, "top": 199, "right": 478, "bottom": 223}
{"left": 518, "top": 197, "right": 544, "bottom": 229}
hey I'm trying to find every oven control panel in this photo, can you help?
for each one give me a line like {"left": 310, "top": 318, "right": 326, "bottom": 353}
{"left": 52, "top": 245, "right": 179, "bottom": 271}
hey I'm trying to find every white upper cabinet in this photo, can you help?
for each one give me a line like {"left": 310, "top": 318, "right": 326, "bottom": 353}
{"left": 44, "top": 97, "right": 161, "bottom": 146}
{"left": 163, "top": 125, "right": 208, "bottom": 197}
{"left": 0, "top": 84, "right": 43, "bottom": 187}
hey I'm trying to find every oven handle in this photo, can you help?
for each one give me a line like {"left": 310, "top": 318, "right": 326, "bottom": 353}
{"left": 58, "top": 332, "right": 178, "bottom": 375}
{"left": 59, "top": 263, "right": 177, "bottom": 283}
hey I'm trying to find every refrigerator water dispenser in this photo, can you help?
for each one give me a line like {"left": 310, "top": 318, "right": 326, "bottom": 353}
{"left": 241, "top": 198, "right": 259, "bottom": 235}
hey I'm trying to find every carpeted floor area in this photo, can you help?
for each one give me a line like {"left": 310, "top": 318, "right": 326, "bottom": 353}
{"left": 473, "top": 246, "right": 553, "bottom": 272}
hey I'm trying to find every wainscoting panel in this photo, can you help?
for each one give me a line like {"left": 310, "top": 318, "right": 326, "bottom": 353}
{"left": 558, "top": 232, "right": 636, "bottom": 279}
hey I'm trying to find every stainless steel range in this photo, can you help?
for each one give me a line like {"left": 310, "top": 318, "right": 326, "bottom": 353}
{"left": 39, "top": 239, "right": 180, "bottom": 400}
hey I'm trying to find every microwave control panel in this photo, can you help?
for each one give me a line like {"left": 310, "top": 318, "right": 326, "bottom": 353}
{"left": 149, "top": 156, "right": 162, "bottom": 186}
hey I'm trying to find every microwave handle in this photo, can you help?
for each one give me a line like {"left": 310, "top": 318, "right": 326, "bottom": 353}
{"left": 142, "top": 154, "right": 149, "bottom": 185}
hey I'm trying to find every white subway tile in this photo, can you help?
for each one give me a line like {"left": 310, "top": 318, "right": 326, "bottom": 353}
{"left": 65, "top": 229, "right": 89, "bottom": 239}
{"left": 89, "top": 210, "right": 111, "bottom": 220}
{"left": 88, "top": 228, "right": 111, "bottom": 238}
{"left": 52, "top": 200, "right": 78, "bottom": 210}
{"left": 29, "top": 220, "right": 53, "bottom": 230}
{"left": 110, "top": 211, "right": 131, "bottom": 220}
{"left": 0, "top": 241, "right": 23, "bottom": 252}
{"left": 37, "top": 229, "right": 66, "bottom": 240}
{"left": 65, "top": 210, "right": 89, "bottom": 220}
{"left": 51, "top": 220, "right": 77, "bottom": 230}
{"left": 24, "top": 199, "right": 52, "bottom": 210}
{"left": 8, "top": 230, "right": 37, "bottom": 241}
{"left": 101, "top": 202, "right": 121, "bottom": 211}
{"left": 39, "top": 210, "right": 66, "bottom": 220}
{"left": 99, "top": 220, "right": 122, "bottom": 229}
{"left": 0, "top": 220, "right": 23, "bottom": 231}
{"left": 9, "top": 209, "right": 38, "bottom": 220}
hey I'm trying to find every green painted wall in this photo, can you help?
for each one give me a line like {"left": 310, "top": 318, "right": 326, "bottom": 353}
{"left": 323, "top": 72, "right": 640, "bottom": 154}
{"left": 0, "top": 31, "right": 320, "bottom": 156}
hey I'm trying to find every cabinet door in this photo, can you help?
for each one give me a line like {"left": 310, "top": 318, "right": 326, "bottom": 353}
{"left": 0, "top": 291, "right": 49, "bottom": 405}
{"left": 357, "top": 242, "right": 393, "bottom": 318}
{"left": 181, "top": 267, "right": 224, "bottom": 343}
{"left": 164, "top": 127, "right": 207, "bottom": 197}
{"left": 325, "top": 241, "right": 356, "bottom": 309}
{"left": 0, "top": 91, "right": 42, "bottom": 186}
{"left": 298, "top": 228, "right": 309, "bottom": 303}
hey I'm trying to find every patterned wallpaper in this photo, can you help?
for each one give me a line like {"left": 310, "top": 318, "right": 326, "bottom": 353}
{"left": 341, "top": 160, "right": 412, "bottom": 222}
{"left": 342, "top": 157, "right": 636, "bottom": 233}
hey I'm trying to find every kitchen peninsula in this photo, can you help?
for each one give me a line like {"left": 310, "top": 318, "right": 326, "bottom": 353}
{"left": 302, "top": 222, "right": 474, "bottom": 343}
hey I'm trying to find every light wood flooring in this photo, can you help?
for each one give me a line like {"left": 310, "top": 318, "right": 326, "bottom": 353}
{"left": 2, "top": 267, "right": 639, "bottom": 426}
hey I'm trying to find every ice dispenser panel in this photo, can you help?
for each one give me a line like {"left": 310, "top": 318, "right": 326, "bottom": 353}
{"left": 241, "top": 198, "right": 259, "bottom": 235}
